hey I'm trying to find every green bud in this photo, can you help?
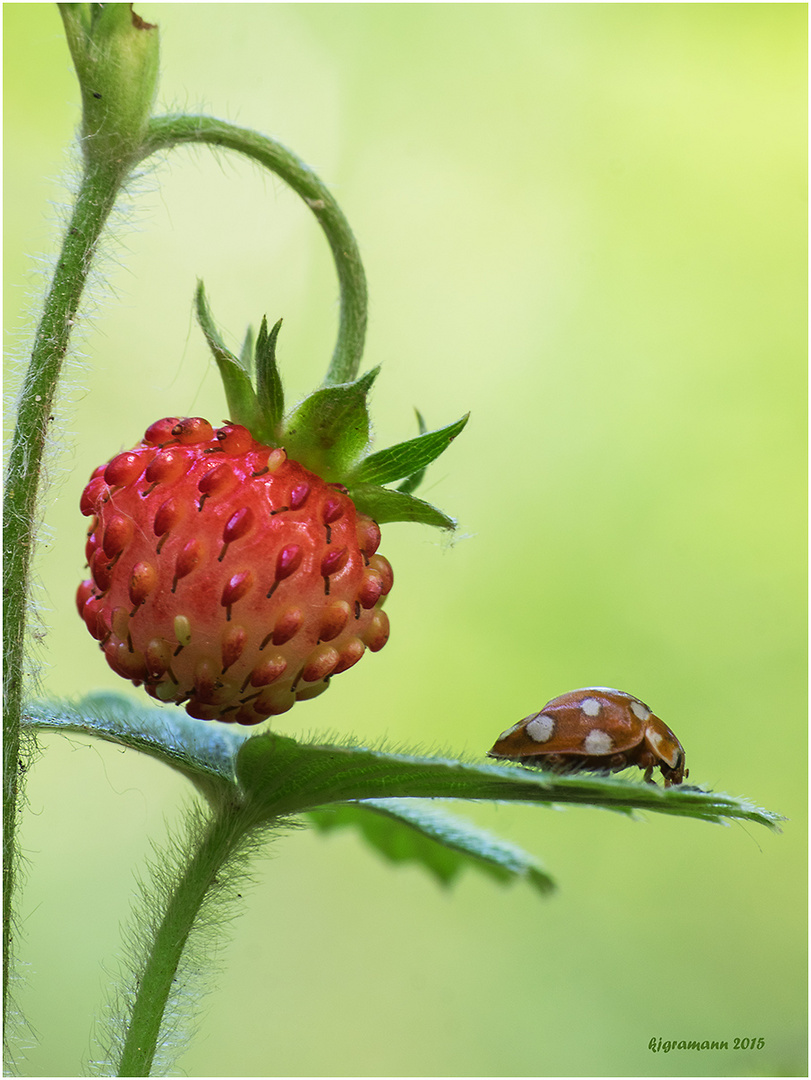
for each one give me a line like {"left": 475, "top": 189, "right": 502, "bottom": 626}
{"left": 59, "top": 3, "right": 159, "bottom": 170}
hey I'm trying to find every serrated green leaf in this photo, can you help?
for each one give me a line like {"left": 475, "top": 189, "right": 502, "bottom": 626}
{"left": 397, "top": 409, "right": 428, "bottom": 495}
{"left": 27, "top": 702, "right": 783, "bottom": 835}
{"left": 282, "top": 367, "right": 380, "bottom": 479}
{"left": 234, "top": 730, "right": 784, "bottom": 831}
{"left": 349, "top": 483, "right": 457, "bottom": 529}
{"left": 348, "top": 412, "right": 469, "bottom": 487}
{"left": 307, "top": 799, "right": 556, "bottom": 894}
{"left": 25, "top": 703, "right": 783, "bottom": 835}
{"left": 194, "top": 281, "right": 273, "bottom": 443}
{"left": 23, "top": 694, "right": 244, "bottom": 800}
{"left": 255, "top": 316, "right": 285, "bottom": 434}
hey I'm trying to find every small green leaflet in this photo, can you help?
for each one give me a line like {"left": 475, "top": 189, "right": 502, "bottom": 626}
{"left": 307, "top": 799, "right": 556, "bottom": 894}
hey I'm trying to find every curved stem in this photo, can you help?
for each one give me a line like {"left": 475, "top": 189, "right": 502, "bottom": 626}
{"left": 2, "top": 158, "right": 125, "bottom": 1020}
{"left": 116, "top": 802, "right": 257, "bottom": 1077}
{"left": 140, "top": 114, "right": 368, "bottom": 387}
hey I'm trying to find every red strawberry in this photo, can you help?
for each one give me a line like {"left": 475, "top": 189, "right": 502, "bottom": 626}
{"left": 78, "top": 285, "right": 467, "bottom": 724}
{"left": 78, "top": 418, "right": 393, "bottom": 724}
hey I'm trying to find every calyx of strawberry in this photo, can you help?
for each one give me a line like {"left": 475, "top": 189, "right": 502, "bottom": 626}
{"left": 195, "top": 281, "right": 468, "bottom": 529}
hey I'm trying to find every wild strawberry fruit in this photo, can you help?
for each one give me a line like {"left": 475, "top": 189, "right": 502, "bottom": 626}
{"left": 78, "top": 284, "right": 467, "bottom": 724}
{"left": 79, "top": 419, "right": 393, "bottom": 724}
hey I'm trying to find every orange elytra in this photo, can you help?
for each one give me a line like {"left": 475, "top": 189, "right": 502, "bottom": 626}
{"left": 487, "top": 687, "right": 687, "bottom": 786}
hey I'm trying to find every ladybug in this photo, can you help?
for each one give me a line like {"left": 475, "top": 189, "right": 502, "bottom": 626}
{"left": 487, "top": 687, "right": 687, "bottom": 786}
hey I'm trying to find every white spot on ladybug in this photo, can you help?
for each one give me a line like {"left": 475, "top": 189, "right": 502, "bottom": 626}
{"left": 497, "top": 722, "right": 522, "bottom": 741}
{"left": 580, "top": 696, "right": 601, "bottom": 717}
{"left": 526, "top": 713, "right": 555, "bottom": 743}
{"left": 646, "top": 726, "right": 663, "bottom": 751}
{"left": 584, "top": 728, "right": 613, "bottom": 755}
{"left": 646, "top": 726, "right": 679, "bottom": 766}
{"left": 630, "top": 698, "right": 651, "bottom": 722}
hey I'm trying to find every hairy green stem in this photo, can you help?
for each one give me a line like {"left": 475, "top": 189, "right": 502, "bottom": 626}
{"left": 2, "top": 158, "right": 126, "bottom": 1021}
{"left": 116, "top": 802, "right": 257, "bottom": 1076}
{"left": 140, "top": 114, "right": 368, "bottom": 386}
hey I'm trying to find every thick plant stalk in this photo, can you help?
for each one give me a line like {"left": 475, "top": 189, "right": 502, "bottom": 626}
{"left": 2, "top": 158, "right": 125, "bottom": 1018}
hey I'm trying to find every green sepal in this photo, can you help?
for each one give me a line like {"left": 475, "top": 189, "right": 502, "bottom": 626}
{"left": 397, "top": 409, "right": 428, "bottom": 494}
{"left": 282, "top": 368, "right": 380, "bottom": 480}
{"left": 348, "top": 413, "right": 469, "bottom": 487}
{"left": 238, "top": 324, "right": 255, "bottom": 375}
{"left": 307, "top": 799, "right": 556, "bottom": 894}
{"left": 193, "top": 285, "right": 466, "bottom": 524}
{"left": 194, "top": 281, "right": 275, "bottom": 445}
{"left": 255, "top": 316, "right": 284, "bottom": 436}
{"left": 348, "top": 483, "right": 457, "bottom": 529}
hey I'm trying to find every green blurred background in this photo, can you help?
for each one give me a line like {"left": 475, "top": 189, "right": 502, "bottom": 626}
{"left": 4, "top": 3, "right": 806, "bottom": 1076}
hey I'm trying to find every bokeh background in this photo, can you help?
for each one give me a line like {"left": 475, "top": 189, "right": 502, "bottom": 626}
{"left": 4, "top": 4, "right": 806, "bottom": 1076}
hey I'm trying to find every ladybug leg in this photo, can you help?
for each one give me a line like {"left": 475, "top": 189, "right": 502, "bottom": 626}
{"left": 636, "top": 747, "right": 656, "bottom": 784}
